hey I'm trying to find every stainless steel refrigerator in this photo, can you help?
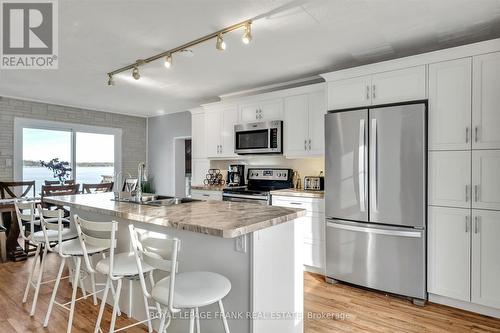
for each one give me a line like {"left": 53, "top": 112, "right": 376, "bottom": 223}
{"left": 325, "top": 101, "right": 427, "bottom": 303}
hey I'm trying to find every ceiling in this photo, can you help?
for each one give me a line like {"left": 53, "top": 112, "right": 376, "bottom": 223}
{"left": 1, "top": 0, "right": 500, "bottom": 117}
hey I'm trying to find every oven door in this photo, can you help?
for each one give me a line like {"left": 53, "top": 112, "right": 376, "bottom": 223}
{"left": 222, "top": 193, "right": 270, "bottom": 205}
{"left": 234, "top": 121, "right": 282, "bottom": 154}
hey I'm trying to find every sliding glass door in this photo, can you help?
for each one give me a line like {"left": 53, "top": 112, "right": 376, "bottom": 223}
{"left": 75, "top": 132, "right": 115, "bottom": 185}
{"left": 15, "top": 118, "right": 122, "bottom": 196}
{"left": 22, "top": 128, "right": 72, "bottom": 195}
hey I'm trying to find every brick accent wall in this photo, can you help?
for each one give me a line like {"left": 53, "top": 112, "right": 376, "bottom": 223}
{"left": 0, "top": 96, "right": 146, "bottom": 181}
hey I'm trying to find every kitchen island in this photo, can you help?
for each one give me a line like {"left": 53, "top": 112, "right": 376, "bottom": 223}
{"left": 45, "top": 193, "right": 306, "bottom": 333}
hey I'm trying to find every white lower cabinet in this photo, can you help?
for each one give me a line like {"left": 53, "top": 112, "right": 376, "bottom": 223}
{"left": 191, "top": 189, "right": 222, "bottom": 201}
{"left": 428, "top": 206, "right": 471, "bottom": 301}
{"left": 272, "top": 195, "right": 325, "bottom": 271}
{"left": 472, "top": 209, "right": 500, "bottom": 309}
{"left": 429, "top": 206, "right": 500, "bottom": 310}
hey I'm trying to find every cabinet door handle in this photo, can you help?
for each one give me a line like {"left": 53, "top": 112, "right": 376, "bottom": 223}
{"left": 465, "top": 215, "right": 469, "bottom": 233}
{"left": 308, "top": 138, "right": 311, "bottom": 150}
{"left": 366, "top": 86, "right": 370, "bottom": 100}
{"left": 474, "top": 216, "right": 480, "bottom": 234}
{"left": 304, "top": 139, "right": 307, "bottom": 151}
{"left": 465, "top": 185, "right": 469, "bottom": 202}
{"left": 372, "top": 84, "right": 376, "bottom": 99}
{"left": 475, "top": 185, "right": 479, "bottom": 202}
{"left": 220, "top": 145, "right": 223, "bottom": 154}
{"left": 475, "top": 126, "right": 479, "bottom": 142}
{"left": 465, "top": 127, "right": 469, "bottom": 143}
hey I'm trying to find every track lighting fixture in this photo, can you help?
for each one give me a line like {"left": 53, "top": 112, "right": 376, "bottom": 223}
{"left": 164, "top": 54, "right": 172, "bottom": 68}
{"left": 106, "top": 19, "right": 253, "bottom": 84}
{"left": 132, "top": 65, "right": 140, "bottom": 80}
{"left": 107, "top": 74, "right": 115, "bottom": 86}
{"left": 216, "top": 33, "right": 226, "bottom": 51}
{"left": 242, "top": 22, "right": 252, "bottom": 44}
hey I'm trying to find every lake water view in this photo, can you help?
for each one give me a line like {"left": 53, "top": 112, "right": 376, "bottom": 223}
{"left": 24, "top": 166, "right": 114, "bottom": 196}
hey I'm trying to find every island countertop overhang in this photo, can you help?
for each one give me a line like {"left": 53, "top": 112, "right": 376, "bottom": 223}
{"left": 44, "top": 193, "right": 306, "bottom": 238}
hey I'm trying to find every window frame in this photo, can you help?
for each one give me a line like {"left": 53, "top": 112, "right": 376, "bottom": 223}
{"left": 13, "top": 117, "right": 122, "bottom": 183}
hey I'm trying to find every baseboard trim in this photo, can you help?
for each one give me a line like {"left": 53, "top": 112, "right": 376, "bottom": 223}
{"left": 428, "top": 293, "right": 500, "bottom": 319}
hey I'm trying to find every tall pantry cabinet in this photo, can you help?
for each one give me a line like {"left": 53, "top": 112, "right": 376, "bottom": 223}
{"left": 427, "top": 52, "right": 500, "bottom": 311}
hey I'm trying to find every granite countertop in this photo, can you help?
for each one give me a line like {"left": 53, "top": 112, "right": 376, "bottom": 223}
{"left": 45, "top": 193, "right": 305, "bottom": 238}
{"left": 270, "top": 188, "right": 325, "bottom": 199}
{"left": 191, "top": 185, "right": 226, "bottom": 191}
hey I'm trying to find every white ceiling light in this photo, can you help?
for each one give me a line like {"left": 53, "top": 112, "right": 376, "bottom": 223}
{"left": 216, "top": 33, "right": 226, "bottom": 51}
{"left": 164, "top": 54, "right": 172, "bottom": 68}
{"left": 242, "top": 22, "right": 252, "bottom": 44}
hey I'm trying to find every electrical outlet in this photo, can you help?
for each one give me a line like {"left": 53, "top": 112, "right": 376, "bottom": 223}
{"left": 235, "top": 235, "right": 247, "bottom": 253}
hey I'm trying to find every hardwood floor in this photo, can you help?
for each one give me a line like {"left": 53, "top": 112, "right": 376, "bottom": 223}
{"left": 1, "top": 254, "right": 499, "bottom": 332}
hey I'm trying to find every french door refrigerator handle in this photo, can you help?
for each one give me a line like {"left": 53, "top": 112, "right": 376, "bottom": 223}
{"left": 326, "top": 220, "right": 422, "bottom": 238}
{"left": 370, "top": 118, "right": 378, "bottom": 213}
{"left": 359, "top": 119, "right": 366, "bottom": 212}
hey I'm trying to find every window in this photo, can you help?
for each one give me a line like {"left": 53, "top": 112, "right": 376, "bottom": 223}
{"left": 14, "top": 118, "right": 122, "bottom": 196}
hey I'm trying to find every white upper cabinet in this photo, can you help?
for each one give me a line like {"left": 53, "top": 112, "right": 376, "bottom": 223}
{"left": 326, "top": 66, "right": 426, "bottom": 110}
{"left": 472, "top": 150, "right": 500, "bottom": 210}
{"left": 204, "top": 110, "right": 222, "bottom": 158}
{"left": 428, "top": 206, "right": 471, "bottom": 302}
{"left": 308, "top": 90, "right": 326, "bottom": 155}
{"left": 429, "top": 58, "right": 472, "bottom": 150}
{"left": 284, "top": 95, "right": 309, "bottom": 156}
{"left": 429, "top": 151, "right": 471, "bottom": 209}
{"left": 327, "top": 76, "right": 371, "bottom": 110}
{"left": 191, "top": 112, "right": 206, "bottom": 159}
{"left": 284, "top": 89, "right": 326, "bottom": 158}
{"left": 220, "top": 106, "right": 238, "bottom": 158}
{"left": 472, "top": 52, "right": 500, "bottom": 149}
{"left": 472, "top": 209, "right": 500, "bottom": 309}
{"left": 239, "top": 98, "right": 283, "bottom": 122}
{"left": 370, "top": 66, "right": 426, "bottom": 105}
{"left": 204, "top": 105, "right": 238, "bottom": 158}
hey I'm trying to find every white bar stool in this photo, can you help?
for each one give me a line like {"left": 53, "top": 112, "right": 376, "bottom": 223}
{"left": 44, "top": 212, "right": 117, "bottom": 333}
{"left": 129, "top": 224, "right": 232, "bottom": 333}
{"left": 14, "top": 201, "right": 78, "bottom": 316}
{"left": 74, "top": 215, "right": 156, "bottom": 333}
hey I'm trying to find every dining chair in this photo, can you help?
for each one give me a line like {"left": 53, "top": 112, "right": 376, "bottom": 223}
{"left": 44, "top": 213, "right": 118, "bottom": 333}
{"left": 15, "top": 202, "right": 78, "bottom": 316}
{"left": 44, "top": 179, "right": 76, "bottom": 186}
{"left": 1, "top": 181, "right": 37, "bottom": 254}
{"left": 129, "top": 224, "right": 232, "bottom": 333}
{"left": 41, "top": 184, "right": 80, "bottom": 212}
{"left": 82, "top": 182, "right": 114, "bottom": 194}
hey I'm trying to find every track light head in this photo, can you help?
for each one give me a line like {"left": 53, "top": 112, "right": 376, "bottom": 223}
{"left": 164, "top": 54, "right": 172, "bottom": 68}
{"left": 242, "top": 22, "right": 252, "bottom": 44}
{"left": 216, "top": 33, "right": 226, "bottom": 51}
{"left": 107, "top": 74, "right": 115, "bottom": 86}
{"left": 132, "top": 66, "right": 140, "bottom": 80}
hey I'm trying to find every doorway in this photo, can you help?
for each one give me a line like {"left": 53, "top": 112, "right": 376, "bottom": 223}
{"left": 173, "top": 136, "right": 192, "bottom": 197}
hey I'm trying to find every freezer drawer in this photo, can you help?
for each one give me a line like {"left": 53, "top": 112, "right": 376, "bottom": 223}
{"left": 325, "top": 219, "right": 426, "bottom": 300}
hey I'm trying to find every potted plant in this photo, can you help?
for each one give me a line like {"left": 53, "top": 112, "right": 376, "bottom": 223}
{"left": 40, "top": 158, "right": 72, "bottom": 185}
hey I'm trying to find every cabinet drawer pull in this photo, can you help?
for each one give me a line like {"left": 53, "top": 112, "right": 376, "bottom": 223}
{"left": 290, "top": 202, "right": 303, "bottom": 205}
{"left": 202, "top": 194, "right": 210, "bottom": 197}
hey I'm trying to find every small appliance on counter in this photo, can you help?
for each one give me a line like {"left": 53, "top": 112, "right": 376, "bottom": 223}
{"left": 304, "top": 172, "right": 324, "bottom": 191}
{"left": 227, "top": 164, "right": 245, "bottom": 187}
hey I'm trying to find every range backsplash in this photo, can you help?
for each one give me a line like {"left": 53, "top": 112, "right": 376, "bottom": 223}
{"left": 210, "top": 156, "right": 324, "bottom": 185}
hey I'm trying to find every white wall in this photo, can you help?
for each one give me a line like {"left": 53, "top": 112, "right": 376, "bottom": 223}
{"left": 147, "top": 111, "right": 191, "bottom": 195}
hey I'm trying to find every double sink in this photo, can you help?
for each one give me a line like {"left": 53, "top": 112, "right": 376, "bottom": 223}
{"left": 113, "top": 195, "right": 201, "bottom": 207}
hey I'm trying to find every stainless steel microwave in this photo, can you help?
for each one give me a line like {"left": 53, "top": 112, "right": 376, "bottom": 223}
{"left": 234, "top": 120, "right": 283, "bottom": 154}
